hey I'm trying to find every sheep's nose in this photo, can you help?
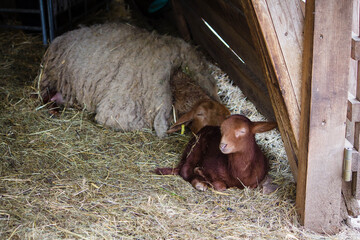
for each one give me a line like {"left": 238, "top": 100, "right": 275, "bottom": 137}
{"left": 219, "top": 143, "right": 227, "bottom": 152}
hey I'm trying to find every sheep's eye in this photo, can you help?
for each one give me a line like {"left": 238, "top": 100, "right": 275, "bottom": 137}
{"left": 196, "top": 113, "right": 204, "bottom": 116}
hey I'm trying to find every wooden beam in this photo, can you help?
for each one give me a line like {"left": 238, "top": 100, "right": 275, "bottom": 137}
{"left": 296, "top": 0, "right": 353, "bottom": 233}
{"left": 342, "top": 181, "right": 360, "bottom": 216}
{"left": 185, "top": 0, "right": 264, "bottom": 82}
{"left": 241, "top": 0, "right": 303, "bottom": 181}
{"left": 353, "top": 165, "right": 360, "bottom": 199}
{"left": 347, "top": 93, "right": 360, "bottom": 122}
{"left": 351, "top": 34, "right": 360, "bottom": 61}
{"left": 179, "top": 0, "right": 275, "bottom": 119}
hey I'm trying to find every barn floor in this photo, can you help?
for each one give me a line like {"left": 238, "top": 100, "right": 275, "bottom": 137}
{"left": 0, "top": 1, "right": 359, "bottom": 239}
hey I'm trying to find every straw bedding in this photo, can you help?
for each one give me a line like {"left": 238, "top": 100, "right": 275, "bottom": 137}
{"left": 0, "top": 1, "right": 359, "bottom": 239}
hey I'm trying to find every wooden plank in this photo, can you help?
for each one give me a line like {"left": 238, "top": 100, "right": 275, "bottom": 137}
{"left": 296, "top": 0, "right": 353, "bottom": 233}
{"left": 342, "top": 181, "right": 360, "bottom": 216}
{"left": 349, "top": 0, "right": 359, "bottom": 97}
{"left": 171, "top": 0, "right": 191, "bottom": 41}
{"left": 266, "top": 0, "right": 304, "bottom": 108}
{"left": 241, "top": 0, "right": 302, "bottom": 181}
{"left": 351, "top": 35, "right": 360, "bottom": 61}
{"left": 346, "top": 118, "right": 355, "bottom": 146}
{"left": 179, "top": 0, "right": 275, "bottom": 119}
{"left": 355, "top": 122, "right": 360, "bottom": 151}
{"left": 183, "top": 0, "right": 264, "bottom": 83}
{"left": 251, "top": 0, "right": 303, "bottom": 146}
{"left": 347, "top": 93, "right": 360, "bottom": 121}
{"left": 353, "top": 0, "right": 359, "bottom": 36}
{"left": 346, "top": 0, "right": 358, "bottom": 97}
{"left": 195, "top": 0, "right": 254, "bottom": 48}
{"left": 353, "top": 0, "right": 360, "bottom": 200}
{"left": 353, "top": 166, "right": 360, "bottom": 199}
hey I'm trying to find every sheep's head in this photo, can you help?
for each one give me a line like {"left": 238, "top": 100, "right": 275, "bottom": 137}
{"left": 167, "top": 99, "right": 230, "bottom": 134}
{"left": 219, "top": 115, "right": 277, "bottom": 154}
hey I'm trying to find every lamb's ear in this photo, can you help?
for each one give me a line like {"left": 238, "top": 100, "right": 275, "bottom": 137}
{"left": 251, "top": 122, "right": 277, "bottom": 134}
{"left": 166, "top": 111, "right": 194, "bottom": 133}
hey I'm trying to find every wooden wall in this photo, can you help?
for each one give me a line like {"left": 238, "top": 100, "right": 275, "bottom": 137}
{"left": 172, "top": 0, "right": 357, "bottom": 234}
{"left": 296, "top": 0, "right": 353, "bottom": 233}
{"left": 172, "top": 0, "right": 275, "bottom": 120}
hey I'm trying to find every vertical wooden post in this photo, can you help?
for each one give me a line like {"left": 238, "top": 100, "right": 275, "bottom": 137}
{"left": 352, "top": 0, "right": 360, "bottom": 200}
{"left": 296, "top": 0, "right": 353, "bottom": 233}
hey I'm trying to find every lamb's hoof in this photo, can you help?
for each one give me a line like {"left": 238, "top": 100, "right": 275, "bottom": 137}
{"left": 263, "top": 183, "right": 279, "bottom": 194}
{"left": 193, "top": 167, "right": 201, "bottom": 174}
{"left": 195, "top": 182, "right": 208, "bottom": 191}
{"left": 261, "top": 176, "right": 279, "bottom": 194}
{"left": 191, "top": 179, "right": 208, "bottom": 191}
{"left": 49, "top": 109, "right": 60, "bottom": 117}
{"left": 213, "top": 181, "right": 227, "bottom": 191}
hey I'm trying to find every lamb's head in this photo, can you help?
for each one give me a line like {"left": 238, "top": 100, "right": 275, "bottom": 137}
{"left": 167, "top": 99, "right": 230, "bottom": 134}
{"left": 219, "top": 115, "right": 277, "bottom": 154}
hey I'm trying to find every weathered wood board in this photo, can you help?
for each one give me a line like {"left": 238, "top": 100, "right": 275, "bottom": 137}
{"left": 175, "top": 0, "right": 275, "bottom": 119}
{"left": 241, "top": 0, "right": 304, "bottom": 181}
{"left": 296, "top": 0, "right": 353, "bottom": 233}
{"left": 172, "top": 0, "right": 356, "bottom": 233}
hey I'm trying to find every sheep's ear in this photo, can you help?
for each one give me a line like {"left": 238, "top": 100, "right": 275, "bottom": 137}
{"left": 251, "top": 122, "right": 277, "bottom": 134}
{"left": 166, "top": 111, "right": 194, "bottom": 133}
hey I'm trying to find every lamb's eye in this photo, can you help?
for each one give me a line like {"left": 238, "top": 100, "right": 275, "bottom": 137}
{"left": 196, "top": 113, "right": 204, "bottom": 116}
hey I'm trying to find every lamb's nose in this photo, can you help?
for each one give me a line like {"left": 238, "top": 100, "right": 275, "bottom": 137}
{"left": 219, "top": 143, "right": 227, "bottom": 152}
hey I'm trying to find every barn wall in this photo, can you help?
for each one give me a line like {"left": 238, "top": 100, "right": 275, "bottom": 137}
{"left": 172, "top": 0, "right": 275, "bottom": 120}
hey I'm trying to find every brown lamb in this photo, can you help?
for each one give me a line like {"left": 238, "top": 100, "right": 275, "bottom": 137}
{"left": 167, "top": 99, "right": 231, "bottom": 134}
{"left": 168, "top": 70, "right": 230, "bottom": 134}
{"left": 155, "top": 115, "right": 277, "bottom": 191}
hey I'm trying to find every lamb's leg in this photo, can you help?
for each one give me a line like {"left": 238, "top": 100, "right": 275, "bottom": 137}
{"left": 154, "top": 167, "right": 180, "bottom": 175}
{"left": 194, "top": 167, "right": 226, "bottom": 191}
{"left": 191, "top": 167, "right": 208, "bottom": 191}
{"left": 261, "top": 175, "right": 279, "bottom": 194}
{"left": 212, "top": 181, "right": 227, "bottom": 191}
{"left": 191, "top": 177, "right": 208, "bottom": 191}
{"left": 179, "top": 135, "right": 203, "bottom": 181}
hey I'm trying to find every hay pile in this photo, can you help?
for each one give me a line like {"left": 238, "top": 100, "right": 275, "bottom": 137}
{"left": 0, "top": 1, "right": 359, "bottom": 239}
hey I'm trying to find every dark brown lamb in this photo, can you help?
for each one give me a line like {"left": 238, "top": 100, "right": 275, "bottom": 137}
{"left": 155, "top": 115, "right": 277, "bottom": 191}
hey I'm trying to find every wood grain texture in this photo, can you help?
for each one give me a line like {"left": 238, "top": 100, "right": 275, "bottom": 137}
{"left": 266, "top": 0, "right": 304, "bottom": 108}
{"left": 171, "top": 0, "right": 191, "bottom": 41}
{"left": 297, "top": 0, "right": 353, "bottom": 233}
{"left": 252, "top": 0, "right": 303, "bottom": 145}
{"left": 183, "top": 0, "right": 264, "bottom": 84}
{"left": 241, "top": 0, "right": 303, "bottom": 181}
{"left": 179, "top": 0, "right": 275, "bottom": 119}
{"left": 342, "top": 181, "right": 360, "bottom": 216}
{"left": 351, "top": 35, "right": 360, "bottom": 61}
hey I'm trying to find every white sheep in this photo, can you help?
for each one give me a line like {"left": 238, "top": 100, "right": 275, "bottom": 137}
{"left": 38, "top": 23, "right": 219, "bottom": 137}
